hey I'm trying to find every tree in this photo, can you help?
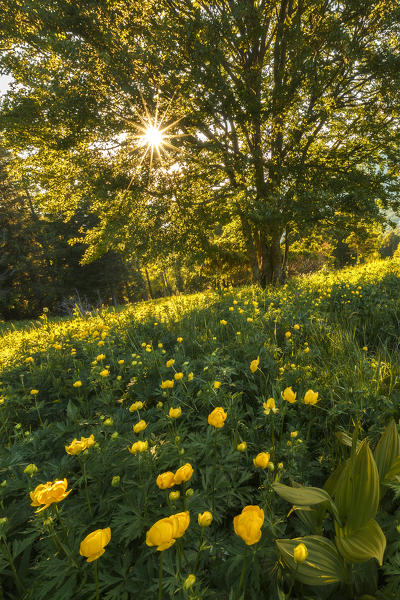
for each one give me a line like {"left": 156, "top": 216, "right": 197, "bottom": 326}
{"left": 1, "top": 1, "right": 400, "bottom": 284}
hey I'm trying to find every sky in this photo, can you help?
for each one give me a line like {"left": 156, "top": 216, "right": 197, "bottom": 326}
{"left": 0, "top": 74, "right": 13, "bottom": 97}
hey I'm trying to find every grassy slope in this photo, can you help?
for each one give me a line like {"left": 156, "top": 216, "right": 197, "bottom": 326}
{"left": 0, "top": 258, "right": 399, "bottom": 600}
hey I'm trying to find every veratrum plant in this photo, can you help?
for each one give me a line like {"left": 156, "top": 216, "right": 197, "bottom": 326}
{"left": 273, "top": 419, "right": 400, "bottom": 593}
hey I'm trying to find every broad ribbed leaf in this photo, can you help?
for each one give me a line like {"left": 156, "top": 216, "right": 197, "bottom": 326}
{"left": 335, "top": 431, "right": 361, "bottom": 451}
{"left": 374, "top": 419, "right": 400, "bottom": 482}
{"left": 383, "top": 455, "right": 400, "bottom": 483}
{"left": 273, "top": 482, "right": 341, "bottom": 525}
{"left": 334, "top": 440, "right": 379, "bottom": 531}
{"left": 335, "top": 519, "right": 386, "bottom": 565}
{"left": 276, "top": 535, "right": 347, "bottom": 586}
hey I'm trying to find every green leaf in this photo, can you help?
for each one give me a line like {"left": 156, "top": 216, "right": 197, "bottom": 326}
{"left": 383, "top": 455, "right": 400, "bottom": 483}
{"left": 276, "top": 535, "right": 348, "bottom": 586}
{"left": 272, "top": 482, "right": 341, "bottom": 525}
{"left": 335, "top": 519, "right": 386, "bottom": 565}
{"left": 335, "top": 431, "right": 361, "bottom": 451}
{"left": 374, "top": 419, "right": 400, "bottom": 483}
{"left": 334, "top": 440, "right": 379, "bottom": 531}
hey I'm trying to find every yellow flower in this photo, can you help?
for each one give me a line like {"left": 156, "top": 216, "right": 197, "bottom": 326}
{"left": 281, "top": 387, "right": 297, "bottom": 404}
{"left": 198, "top": 511, "right": 213, "bottom": 527}
{"left": 24, "top": 463, "right": 38, "bottom": 476}
{"left": 236, "top": 442, "right": 247, "bottom": 452}
{"left": 30, "top": 479, "right": 71, "bottom": 512}
{"left": 249, "top": 356, "right": 260, "bottom": 373}
{"left": 73, "top": 380, "right": 82, "bottom": 388}
{"left": 278, "top": 462, "right": 283, "bottom": 470}
{"left": 54, "top": 343, "right": 62, "bottom": 350}
{"left": 146, "top": 512, "right": 190, "bottom": 551}
{"left": 177, "top": 337, "right": 183, "bottom": 343}
{"left": 169, "top": 491, "right": 180, "bottom": 501}
{"left": 174, "top": 463, "right": 194, "bottom": 484}
{"left": 208, "top": 406, "right": 227, "bottom": 428}
{"left": 294, "top": 542, "right": 308, "bottom": 563}
{"left": 362, "top": 346, "right": 368, "bottom": 352}
{"left": 247, "top": 317, "right": 253, "bottom": 323}
{"left": 303, "top": 389, "right": 319, "bottom": 405}
{"left": 213, "top": 381, "right": 221, "bottom": 390}
{"left": 156, "top": 472, "right": 176, "bottom": 490}
{"left": 25, "top": 357, "right": 34, "bottom": 363}
{"left": 166, "top": 359, "right": 175, "bottom": 368}
{"left": 220, "top": 319, "right": 227, "bottom": 325}
{"left": 183, "top": 574, "right": 196, "bottom": 590}
{"left": 118, "top": 359, "right": 125, "bottom": 365}
{"left": 96, "top": 354, "right": 106, "bottom": 361}
{"left": 128, "top": 440, "right": 148, "bottom": 454}
{"left": 129, "top": 401, "right": 144, "bottom": 412}
{"left": 304, "top": 347, "right": 310, "bottom": 353}
{"left": 30, "top": 389, "right": 39, "bottom": 395}
{"left": 133, "top": 420, "right": 147, "bottom": 433}
{"left": 263, "top": 398, "right": 278, "bottom": 415}
{"left": 290, "top": 431, "right": 298, "bottom": 439}
{"left": 187, "top": 372, "right": 194, "bottom": 382}
{"left": 174, "top": 372, "right": 183, "bottom": 380}
{"left": 169, "top": 407, "right": 182, "bottom": 419}
{"left": 233, "top": 506, "right": 264, "bottom": 545}
{"left": 158, "top": 343, "right": 163, "bottom": 349}
{"left": 294, "top": 324, "right": 300, "bottom": 330}
{"left": 80, "top": 528, "right": 111, "bottom": 562}
{"left": 65, "top": 434, "right": 95, "bottom": 455}
{"left": 100, "top": 369, "right": 109, "bottom": 377}
{"left": 285, "top": 331, "right": 291, "bottom": 339}
{"left": 161, "top": 380, "right": 174, "bottom": 389}
{"left": 253, "top": 452, "right": 270, "bottom": 469}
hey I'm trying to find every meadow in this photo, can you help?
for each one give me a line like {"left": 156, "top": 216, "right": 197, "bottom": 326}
{"left": 0, "top": 258, "right": 400, "bottom": 600}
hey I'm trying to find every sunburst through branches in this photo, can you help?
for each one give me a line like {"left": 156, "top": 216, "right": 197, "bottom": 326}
{"left": 129, "top": 92, "right": 185, "bottom": 178}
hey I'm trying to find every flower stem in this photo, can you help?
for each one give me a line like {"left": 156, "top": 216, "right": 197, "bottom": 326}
{"left": 193, "top": 527, "right": 204, "bottom": 574}
{"left": 211, "top": 429, "right": 217, "bottom": 513}
{"left": 94, "top": 561, "right": 100, "bottom": 600}
{"left": 235, "top": 546, "right": 248, "bottom": 600}
{"left": 80, "top": 457, "right": 93, "bottom": 517}
{"left": 158, "top": 551, "right": 164, "bottom": 600}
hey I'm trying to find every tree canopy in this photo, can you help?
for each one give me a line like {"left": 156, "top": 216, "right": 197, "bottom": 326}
{"left": 1, "top": 0, "right": 400, "bottom": 285}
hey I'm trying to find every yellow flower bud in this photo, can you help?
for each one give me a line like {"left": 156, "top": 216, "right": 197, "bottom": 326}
{"left": 236, "top": 442, "right": 247, "bottom": 452}
{"left": 133, "top": 420, "right": 147, "bottom": 433}
{"left": 169, "top": 491, "right": 180, "bottom": 501}
{"left": 198, "top": 511, "right": 213, "bottom": 527}
{"left": 294, "top": 542, "right": 308, "bottom": 563}
{"left": 169, "top": 407, "right": 182, "bottom": 419}
{"left": 249, "top": 356, "right": 260, "bottom": 373}
{"left": 174, "top": 463, "right": 194, "bottom": 484}
{"left": 157, "top": 472, "right": 176, "bottom": 490}
{"left": 253, "top": 452, "right": 270, "bottom": 469}
{"left": 183, "top": 574, "right": 196, "bottom": 590}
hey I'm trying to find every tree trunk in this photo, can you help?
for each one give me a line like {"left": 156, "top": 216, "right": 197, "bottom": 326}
{"left": 144, "top": 267, "right": 153, "bottom": 299}
{"left": 239, "top": 213, "right": 261, "bottom": 285}
{"left": 256, "top": 230, "right": 283, "bottom": 287}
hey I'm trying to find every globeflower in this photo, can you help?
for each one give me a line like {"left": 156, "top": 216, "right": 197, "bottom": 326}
{"left": 169, "top": 407, "right": 182, "bottom": 419}
{"left": 146, "top": 511, "right": 190, "bottom": 551}
{"left": 30, "top": 479, "right": 71, "bottom": 512}
{"left": 129, "top": 401, "right": 144, "bottom": 412}
{"left": 234, "top": 506, "right": 264, "bottom": 545}
{"left": 220, "top": 320, "right": 227, "bottom": 325}
{"left": 213, "top": 381, "right": 221, "bottom": 390}
{"left": 30, "top": 390, "right": 39, "bottom": 395}
{"left": 65, "top": 434, "right": 95, "bottom": 455}
{"left": 174, "top": 463, "right": 194, "bottom": 484}
{"left": 166, "top": 359, "right": 175, "bottom": 368}
{"left": 169, "top": 491, "right": 180, "bottom": 501}
{"left": 198, "top": 511, "right": 213, "bottom": 527}
{"left": 157, "top": 471, "right": 176, "bottom": 490}
{"left": 236, "top": 442, "right": 247, "bottom": 452}
{"left": 208, "top": 407, "right": 227, "bottom": 428}
{"left": 263, "top": 398, "right": 278, "bottom": 415}
{"left": 161, "top": 380, "right": 174, "bottom": 389}
{"left": 133, "top": 420, "right": 147, "bottom": 433}
{"left": 253, "top": 452, "right": 270, "bottom": 469}
{"left": 303, "top": 389, "right": 319, "bottom": 405}
{"left": 177, "top": 337, "right": 183, "bottom": 343}
{"left": 80, "top": 528, "right": 111, "bottom": 562}
{"left": 24, "top": 463, "right": 38, "bottom": 477}
{"left": 174, "top": 372, "right": 184, "bottom": 381}
{"left": 187, "top": 372, "right": 194, "bottom": 382}
{"left": 73, "top": 380, "right": 82, "bottom": 388}
{"left": 99, "top": 369, "right": 109, "bottom": 377}
{"left": 128, "top": 440, "right": 148, "bottom": 454}
{"left": 183, "top": 574, "right": 196, "bottom": 590}
{"left": 285, "top": 331, "right": 291, "bottom": 339}
{"left": 281, "top": 387, "right": 297, "bottom": 404}
{"left": 249, "top": 356, "right": 260, "bottom": 373}
{"left": 294, "top": 542, "right": 308, "bottom": 563}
